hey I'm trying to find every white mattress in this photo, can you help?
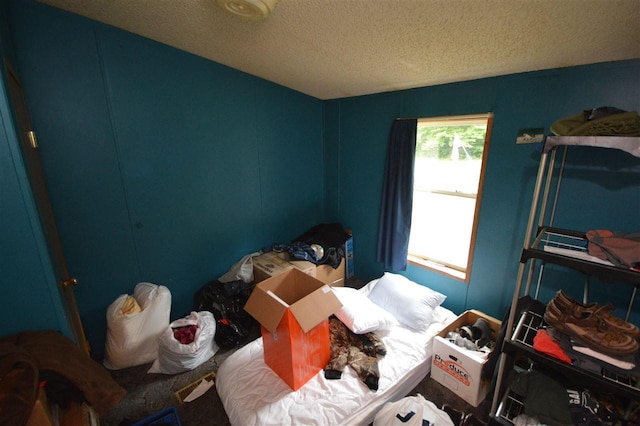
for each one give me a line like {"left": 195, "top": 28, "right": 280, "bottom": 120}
{"left": 216, "top": 305, "right": 457, "bottom": 426}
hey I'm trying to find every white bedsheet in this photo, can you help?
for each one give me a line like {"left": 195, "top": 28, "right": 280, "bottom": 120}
{"left": 216, "top": 305, "right": 457, "bottom": 426}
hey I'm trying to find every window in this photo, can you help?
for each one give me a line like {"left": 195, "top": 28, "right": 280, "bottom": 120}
{"left": 408, "top": 113, "right": 493, "bottom": 281}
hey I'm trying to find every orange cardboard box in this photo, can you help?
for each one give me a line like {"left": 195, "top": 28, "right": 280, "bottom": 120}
{"left": 244, "top": 268, "right": 342, "bottom": 390}
{"left": 261, "top": 311, "right": 331, "bottom": 391}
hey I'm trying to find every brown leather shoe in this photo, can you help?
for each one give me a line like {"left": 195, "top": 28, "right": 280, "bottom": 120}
{"left": 544, "top": 300, "right": 639, "bottom": 357}
{"left": 552, "top": 290, "right": 640, "bottom": 339}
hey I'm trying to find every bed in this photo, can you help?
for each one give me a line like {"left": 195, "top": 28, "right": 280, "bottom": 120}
{"left": 216, "top": 272, "right": 458, "bottom": 426}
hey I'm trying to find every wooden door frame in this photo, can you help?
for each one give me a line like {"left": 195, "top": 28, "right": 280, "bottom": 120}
{"left": 4, "top": 60, "right": 89, "bottom": 354}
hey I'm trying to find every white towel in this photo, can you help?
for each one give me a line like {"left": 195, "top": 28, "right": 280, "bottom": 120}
{"left": 572, "top": 345, "right": 635, "bottom": 370}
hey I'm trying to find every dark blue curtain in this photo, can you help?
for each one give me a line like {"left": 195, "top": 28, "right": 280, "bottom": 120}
{"left": 376, "top": 119, "right": 417, "bottom": 271}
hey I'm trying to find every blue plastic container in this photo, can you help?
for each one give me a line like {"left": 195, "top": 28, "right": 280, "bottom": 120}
{"left": 132, "top": 407, "right": 182, "bottom": 426}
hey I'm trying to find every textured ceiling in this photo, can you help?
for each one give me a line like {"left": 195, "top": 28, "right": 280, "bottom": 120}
{"left": 37, "top": 0, "right": 640, "bottom": 100}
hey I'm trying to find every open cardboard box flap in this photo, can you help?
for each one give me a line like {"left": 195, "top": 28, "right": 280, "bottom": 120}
{"left": 244, "top": 268, "right": 342, "bottom": 333}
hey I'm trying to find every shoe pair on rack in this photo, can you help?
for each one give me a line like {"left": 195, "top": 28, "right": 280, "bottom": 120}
{"left": 544, "top": 290, "right": 639, "bottom": 357}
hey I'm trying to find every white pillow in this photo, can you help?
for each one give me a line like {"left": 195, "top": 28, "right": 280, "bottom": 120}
{"left": 358, "top": 278, "right": 379, "bottom": 296}
{"left": 368, "top": 272, "right": 446, "bottom": 331}
{"left": 332, "top": 287, "right": 398, "bottom": 334}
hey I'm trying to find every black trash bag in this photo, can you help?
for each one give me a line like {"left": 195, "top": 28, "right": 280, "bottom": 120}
{"left": 193, "top": 279, "right": 257, "bottom": 349}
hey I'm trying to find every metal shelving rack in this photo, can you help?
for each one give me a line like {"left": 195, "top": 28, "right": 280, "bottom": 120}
{"left": 489, "top": 136, "right": 640, "bottom": 425}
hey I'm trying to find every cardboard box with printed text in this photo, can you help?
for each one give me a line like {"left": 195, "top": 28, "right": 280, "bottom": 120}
{"left": 431, "top": 310, "right": 501, "bottom": 407}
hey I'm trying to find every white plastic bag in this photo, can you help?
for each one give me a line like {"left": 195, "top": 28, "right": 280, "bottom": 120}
{"left": 148, "top": 311, "right": 219, "bottom": 374}
{"left": 218, "top": 252, "right": 260, "bottom": 283}
{"left": 373, "top": 394, "right": 454, "bottom": 426}
{"left": 104, "top": 282, "right": 172, "bottom": 369}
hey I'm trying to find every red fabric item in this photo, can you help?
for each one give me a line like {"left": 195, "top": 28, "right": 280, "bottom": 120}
{"left": 533, "top": 329, "right": 572, "bottom": 364}
{"left": 173, "top": 325, "right": 198, "bottom": 344}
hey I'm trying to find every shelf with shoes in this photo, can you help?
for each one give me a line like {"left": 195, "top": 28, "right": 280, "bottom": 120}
{"left": 508, "top": 299, "right": 638, "bottom": 396}
{"left": 489, "top": 135, "right": 640, "bottom": 425}
{"left": 492, "top": 298, "right": 639, "bottom": 425}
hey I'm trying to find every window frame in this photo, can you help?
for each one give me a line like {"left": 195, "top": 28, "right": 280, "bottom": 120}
{"left": 407, "top": 113, "right": 493, "bottom": 282}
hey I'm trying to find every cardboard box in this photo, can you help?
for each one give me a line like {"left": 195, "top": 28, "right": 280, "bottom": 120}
{"left": 58, "top": 402, "right": 98, "bottom": 426}
{"left": 286, "top": 259, "right": 316, "bottom": 278}
{"left": 244, "top": 268, "right": 342, "bottom": 390}
{"left": 26, "top": 388, "right": 54, "bottom": 426}
{"left": 253, "top": 252, "right": 315, "bottom": 283}
{"left": 344, "top": 233, "right": 354, "bottom": 279}
{"left": 316, "top": 258, "right": 345, "bottom": 287}
{"left": 430, "top": 310, "right": 501, "bottom": 407}
{"left": 276, "top": 251, "right": 345, "bottom": 286}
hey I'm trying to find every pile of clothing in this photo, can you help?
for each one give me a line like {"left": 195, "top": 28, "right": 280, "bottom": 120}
{"left": 550, "top": 107, "right": 640, "bottom": 137}
{"left": 586, "top": 230, "right": 640, "bottom": 271}
{"left": 265, "top": 222, "right": 351, "bottom": 269}
{"left": 324, "top": 316, "right": 386, "bottom": 391}
{"left": 508, "top": 368, "right": 631, "bottom": 426}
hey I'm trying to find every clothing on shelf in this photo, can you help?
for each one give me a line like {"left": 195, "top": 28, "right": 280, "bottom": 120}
{"left": 532, "top": 329, "right": 571, "bottom": 364}
{"left": 586, "top": 229, "right": 640, "bottom": 270}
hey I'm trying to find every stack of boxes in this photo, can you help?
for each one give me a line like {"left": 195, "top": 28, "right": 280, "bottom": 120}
{"left": 244, "top": 228, "right": 353, "bottom": 390}
{"left": 252, "top": 230, "right": 353, "bottom": 287}
{"left": 252, "top": 252, "right": 315, "bottom": 283}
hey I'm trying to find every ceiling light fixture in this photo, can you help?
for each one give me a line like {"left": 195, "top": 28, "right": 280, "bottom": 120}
{"left": 214, "top": 0, "right": 279, "bottom": 21}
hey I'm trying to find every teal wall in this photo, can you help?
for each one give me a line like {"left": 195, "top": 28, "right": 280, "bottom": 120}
{"left": 2, "top": 0, "right": 639, "bottom": 358}
{"left": 3, "top": 1, "right": 324, "bottom": 356}
{"left": 324, "top": 62, "right": 640, "bottom": 324}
